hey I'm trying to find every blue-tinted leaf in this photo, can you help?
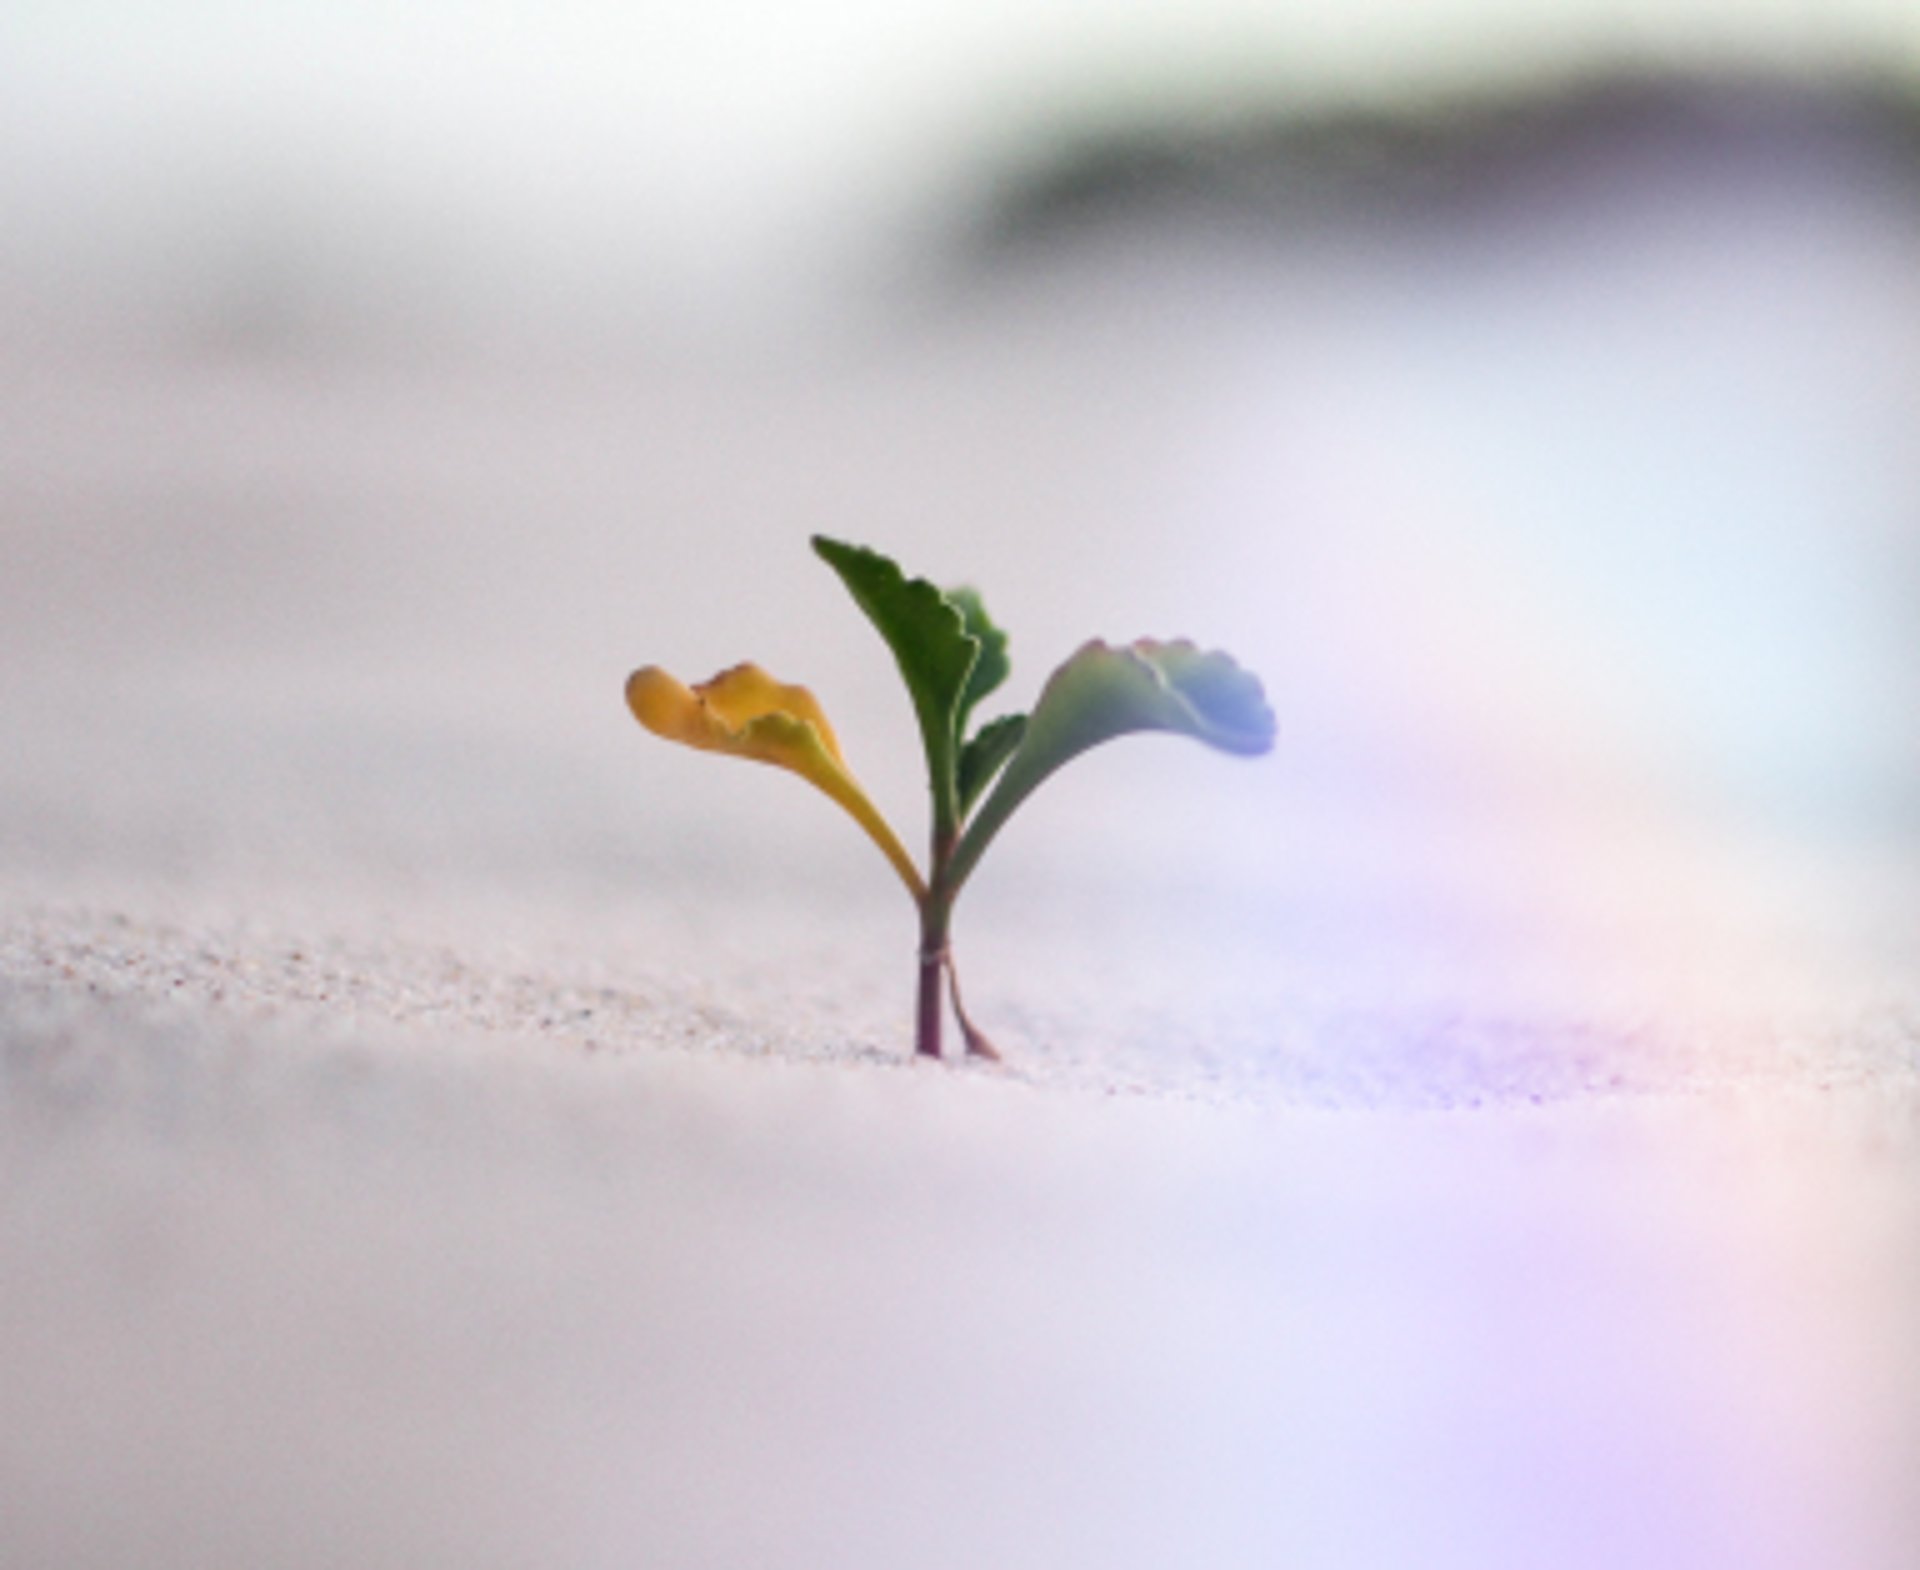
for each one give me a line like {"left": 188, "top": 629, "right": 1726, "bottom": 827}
{"left": 948, "top": 639, "right": 1273, "bottom": 890}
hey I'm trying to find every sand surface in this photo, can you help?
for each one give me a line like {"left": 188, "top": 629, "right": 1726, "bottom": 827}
{"left": 7, "top": 196, "right": 1920, "bottom": 1565}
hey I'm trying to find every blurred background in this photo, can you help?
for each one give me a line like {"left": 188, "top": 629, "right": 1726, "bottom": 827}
{"left": 4, "top": 1, "right": 1920, "bottom": 1079}
{"left": 6, "top": 11, "right": 1920, "bottom": 1570}
{"left": 2, "top": 0, "right": 1918, "bottom": 347}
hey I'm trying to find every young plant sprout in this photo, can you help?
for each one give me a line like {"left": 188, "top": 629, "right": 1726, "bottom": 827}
{"left": 626, "top": 537, "right": 1275, "bottom": 1061}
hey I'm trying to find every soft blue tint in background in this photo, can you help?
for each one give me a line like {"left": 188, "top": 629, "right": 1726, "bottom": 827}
{"left": 4, "top": 7, "right": 1919, "bottom": 1570}
{"left": 5, "top": 0, "right": 1918, "bottom": 1103}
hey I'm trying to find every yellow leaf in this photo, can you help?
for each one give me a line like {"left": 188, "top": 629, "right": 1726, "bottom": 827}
{"left": 626, "top": 663, "right": 925, "bottom": 900}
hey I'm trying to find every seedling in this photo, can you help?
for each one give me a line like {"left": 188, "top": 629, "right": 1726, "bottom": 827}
{"left": 626, "top": 537, "right": 1275, "bottom": 1061}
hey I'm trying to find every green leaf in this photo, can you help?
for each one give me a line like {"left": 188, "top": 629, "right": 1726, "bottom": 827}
{"left": 812, "top": 536, "right": 979, "bottom": 834}
{"left": 947, "top": 639, "right": 1274, "bottom": 892}
{"left": 946, "top": 585, "right": 1010, "bottom": 731}
{"left": 956, "top": 712, "right": 1028, "bottom": 818}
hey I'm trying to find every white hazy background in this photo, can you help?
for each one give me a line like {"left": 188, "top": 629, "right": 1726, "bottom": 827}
{"left": 7, "top": 0, "right": 1920, "bottom": 934}
{"left": 3, "top": 0, "right": 1918, "bottom": 342}
{"left": 5, "top": 6, "right": 1920, "bottom": 1570}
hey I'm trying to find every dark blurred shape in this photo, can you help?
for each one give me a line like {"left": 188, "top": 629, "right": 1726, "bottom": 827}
{"left": 949, "top": 71, "right": 1920, "bottom": 271}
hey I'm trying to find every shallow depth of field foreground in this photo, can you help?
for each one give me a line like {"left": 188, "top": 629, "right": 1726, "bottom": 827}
{"left": 6, "top": 63, "right": 1920, "bottom": 1570}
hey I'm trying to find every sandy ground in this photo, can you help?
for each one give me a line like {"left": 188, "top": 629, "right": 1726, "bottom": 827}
{"left": 6, "top": 185, "right": 1920, "bottom": 1565}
